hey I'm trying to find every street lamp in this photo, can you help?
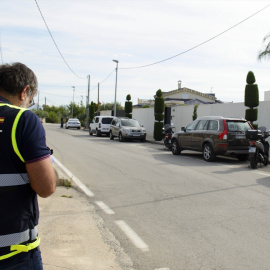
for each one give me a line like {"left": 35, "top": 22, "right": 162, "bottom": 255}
{"left": 71, "top": 86, "right": 75, "bottom": 118}
{"left": 112, "top": 60, "right": 118, "bottom": 117}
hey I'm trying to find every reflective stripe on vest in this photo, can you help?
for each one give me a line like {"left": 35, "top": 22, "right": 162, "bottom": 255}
{"left": 0, "top": 227, "right": 38, "bottom": 248}
{"left": 0, "top": 103, "right": 27, "bottom": 162}
{"left": 0, "top": 237, "right": 40, "bottom": 261}
{"left": 0, "top": 173, "right": 29, "bottom": 187}
{"left": 12, "top": 109, "right": 26, "bottom": 162}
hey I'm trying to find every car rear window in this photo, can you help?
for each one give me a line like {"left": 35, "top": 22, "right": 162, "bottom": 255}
{"left": 226, "top": 120, "right": 251, "bottom": 132}
{"left": 101, "top": 118, "right": 113, "bottom": 124}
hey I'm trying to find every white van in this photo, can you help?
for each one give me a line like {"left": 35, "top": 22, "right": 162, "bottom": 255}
{"left": 89, "top": 116, "right": 115, "bottom": 137}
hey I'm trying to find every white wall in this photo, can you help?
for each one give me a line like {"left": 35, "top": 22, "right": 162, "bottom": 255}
{"left": 264, "top": 91, "right": 270, "bottom": 101}
{"left": 133, "top": 107, "right": 154, "bottom": 136}
{"left": 133, "top": 101, "right": 270, "bottom": 137}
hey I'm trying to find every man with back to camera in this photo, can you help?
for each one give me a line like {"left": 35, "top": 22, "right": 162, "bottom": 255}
{"left": 0, "top": 62, "right": 58, "bottom": 269}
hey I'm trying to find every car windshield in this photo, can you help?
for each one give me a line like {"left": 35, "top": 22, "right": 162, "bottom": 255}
{"left": 102, "top": 118, "right": 113, "bottom": 124}
{"left": 121, "top": 119, "right": 140, "bottom": 127}
{"left": 226, "top": 120, "right": 251, "bottom": 132}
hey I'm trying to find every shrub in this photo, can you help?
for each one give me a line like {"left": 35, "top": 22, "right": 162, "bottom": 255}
{"left": 154, "top": 122, "right": 163, "bottom": 141}
{"left": 154, "top": 89, "right": 164, "bottom": 141}
{"left": 244, "top": 71, "right": 259, "bottom": 124}
{"left": 192, "top": 104, "right": 199, "bottom": 120}
{"left": 125, "top": 94, "right": 132, "bottom": 119}
{"left": 155, "top": 113, "right": 164, "bottom": 122}
{"left": 245, "top": 108, "right": 258, "bottom": 122}
{"left": 46, "top": 111, "right": 59, "bottom": 123}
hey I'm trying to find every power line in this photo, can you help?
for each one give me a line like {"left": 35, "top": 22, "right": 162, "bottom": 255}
{"left": 120, "top": 3, "right": 270, "bottom": 70}
{"left": 90, "top": 68, "right": 115, "bottom": 91}
{"left": 34, "top": 0, "right": 86, "bottom": 79}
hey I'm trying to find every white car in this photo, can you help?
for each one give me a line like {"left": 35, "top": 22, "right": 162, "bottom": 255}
{"left": 89, "top": 116, "right": 115, "bottom": 136}
{"left": 65, "top": 118, "right": 81, "bottom": 129}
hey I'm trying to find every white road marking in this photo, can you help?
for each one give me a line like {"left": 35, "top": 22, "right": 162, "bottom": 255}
{"left": 95, "top": 201, "right": 115, "bottom": 215}
{"left": 54, "top": 157, "right": 94, "bottom": 197}
{"left": 255, "top": 172, "right": 270, "bottom": 177}
{"left": 115, "top": 220, "right": 149, "bottom": 252}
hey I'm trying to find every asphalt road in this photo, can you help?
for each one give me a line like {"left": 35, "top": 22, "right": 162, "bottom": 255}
{"left": 45, "top": 123, "right": 270, "bottom": 270}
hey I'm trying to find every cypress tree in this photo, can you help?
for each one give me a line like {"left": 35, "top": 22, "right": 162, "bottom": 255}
{"left": 125, "top": 94, "right": 132, "bottom": 118}
{"left": 153, "top": 89, "right": 164, "bottom": 141}
{"left": 244, "top": 71, "right": 259, "bottom": 127}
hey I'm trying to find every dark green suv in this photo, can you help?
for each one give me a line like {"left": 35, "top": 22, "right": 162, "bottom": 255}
{"left": 171, "top": 116, "right": 253, "bottom": 161}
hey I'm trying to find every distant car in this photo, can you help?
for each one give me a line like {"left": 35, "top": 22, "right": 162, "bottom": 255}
{"left": 65, "top": 118, "right": 81, "bottom": 129}
{"left": 110, "top": 117, "right": 147, "bottom": 142}
{"left": 89, "top": 116, "right": 115, "bottom": 137}
{"left": 171, "top": 116, "right": 252, "bottom": 161}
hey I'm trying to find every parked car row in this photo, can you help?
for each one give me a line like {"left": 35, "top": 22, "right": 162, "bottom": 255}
{"left": 66, "top": 115, "right": 259, "bottom": 163}
{"left": 89, "top": 116, "right": 147, "bottom": 142}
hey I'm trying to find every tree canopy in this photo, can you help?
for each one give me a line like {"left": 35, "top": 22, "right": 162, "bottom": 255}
{"left": 258, "top": 33, "right": 270, "bottom": 61}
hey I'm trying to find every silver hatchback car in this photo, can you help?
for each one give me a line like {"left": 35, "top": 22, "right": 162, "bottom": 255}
{"left": 110, "top": 118, "right": 147, "bottom": 142}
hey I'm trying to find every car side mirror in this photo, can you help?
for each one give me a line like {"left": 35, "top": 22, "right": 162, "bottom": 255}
{"left": 181, "top": 127, "right": 186, "bottom": 132}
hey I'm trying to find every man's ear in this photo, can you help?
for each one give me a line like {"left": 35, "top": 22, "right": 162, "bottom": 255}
{"left": 19, "top": 85, "right": 30, "bottom": 101}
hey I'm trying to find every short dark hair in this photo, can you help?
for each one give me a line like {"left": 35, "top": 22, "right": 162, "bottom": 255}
{"left": 0, "top": 62, "right": 38, "bottom": 97}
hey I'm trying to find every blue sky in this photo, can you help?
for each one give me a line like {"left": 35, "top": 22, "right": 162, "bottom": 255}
{"left": 0, "top": 0, "right": 270, "bottom": 107}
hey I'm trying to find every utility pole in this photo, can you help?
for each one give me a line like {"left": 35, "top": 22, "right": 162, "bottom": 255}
{"left": 71, "top": 86, "right": 75, "bottom": 118}
{"left": 113, "top": 60, "right": 118, "bottom": 117}
{"left": 97, "top": 82, "right": 100, "bottom": 111}
{"left": 86, "top": 75, "right": 90, "bottom": 129}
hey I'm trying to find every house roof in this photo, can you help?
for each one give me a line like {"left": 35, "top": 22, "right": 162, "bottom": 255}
{"left": 161, "top": 87, "right": 217, "bottom": 101}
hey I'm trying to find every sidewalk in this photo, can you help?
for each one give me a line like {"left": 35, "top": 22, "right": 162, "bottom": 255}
{"left": 39, "top": 163, "right": 134, "bottom": 270}
{"left": 38, "top": 132, "right": 161, "bottom": 270}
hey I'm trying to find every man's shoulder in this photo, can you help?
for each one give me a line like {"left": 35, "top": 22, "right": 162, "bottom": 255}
{"left": 19, "top": 110, "right": 44, "bottom": 131}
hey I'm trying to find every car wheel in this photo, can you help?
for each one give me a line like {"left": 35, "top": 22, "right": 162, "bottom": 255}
{"left": 110, "top": 131, "right": 114, "bottom": 140}
{"left": 237, "top": 154, "right": 248, "bottom": 161}
{"left": 171, "top": 139, "right": 181, "bottom": 155}
{"left": 119, "top": 133, "right": 124, "bottom": 142}
{"left": 263, "top": 155, "right": 269, "bottom": 166}
{"left": 250, "top": 151, "right": 259, "bottom": 169}
{"left": 203, "top": 143, "right": 216, "bottom": 162}
{"left": 141, "top": 137, "right": 146, "bottom": 142}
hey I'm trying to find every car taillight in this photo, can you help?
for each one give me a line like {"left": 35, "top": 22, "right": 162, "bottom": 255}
{"left": 250, "top": 141, "right": 256, "bottom": 146}
{"left": 99, "top": 123, "right": 101, "bottom": 128}
{"left": 219, "top": 119, "right": 228, "bottom": 139}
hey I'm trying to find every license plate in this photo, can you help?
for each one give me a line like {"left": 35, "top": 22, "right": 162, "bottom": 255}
{"left": 236, "top": 135, "right": 246, "bottom": 139}
{"left": 249, "top": 147, "right": 256, "bottom": 153}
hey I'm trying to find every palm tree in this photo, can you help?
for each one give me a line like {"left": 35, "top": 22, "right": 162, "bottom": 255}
{"left": 258, "top": 33, "right": 270, "bottom": 60}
